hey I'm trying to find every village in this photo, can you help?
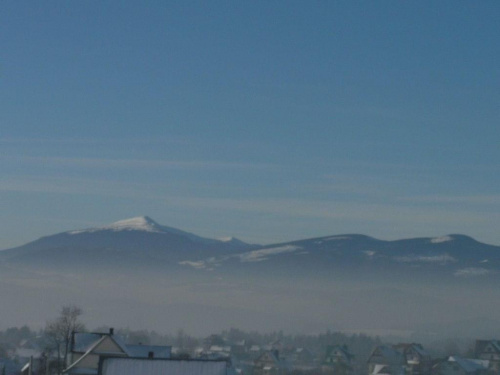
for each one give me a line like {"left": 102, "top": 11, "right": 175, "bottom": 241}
{"left": 1, "top": 323, "right": 498, "bottom": 375}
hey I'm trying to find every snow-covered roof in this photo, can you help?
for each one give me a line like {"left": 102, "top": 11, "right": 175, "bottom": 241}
{"left": 15, "top": 348, "right": 42, "bottom": 359}
{"left": 448, "top": 357, "right": 489, "bottom": 373}
{"left": 371, "top": 364, "right": 390, "bottom": 375}
{"left": 100, "top": 358, "right": 228, "bottom": 375}
{"left": 209, "top": 346, "right": 231, "bottom": 353}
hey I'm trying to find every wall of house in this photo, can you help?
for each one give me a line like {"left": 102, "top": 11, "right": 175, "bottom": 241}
{"left": 73, "top": 353, "right": 100, "bottom": 369}
{"left": 94, "top": 337, "right": 124, "bottom": 354}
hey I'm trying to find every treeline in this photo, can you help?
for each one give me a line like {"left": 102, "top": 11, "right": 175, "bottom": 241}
{"left": 219, "top": 328, "right": 382, "bottom": 362}
{"left": 0, "top": 324, "right": 381, "bottom": 364}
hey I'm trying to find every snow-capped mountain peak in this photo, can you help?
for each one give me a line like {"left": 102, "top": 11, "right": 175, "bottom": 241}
{"left": 65, "top": 216, "right": 251, "bottom": 248}
{"left": 431, "top": 235, "right": 454, "bottom": 244}
{"left": 104, "top": 216, "right": 160, "bottom": 232}
{"left": 69, "top": 216, "right": 162, "bottom": 234}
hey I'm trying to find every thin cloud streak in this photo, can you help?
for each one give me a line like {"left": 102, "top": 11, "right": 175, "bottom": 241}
{"left": 1, "top": 176, "right": 496, "bottom": 227}
{"left": 0, "top": 176, "right": 162, "bottom": 199}
{"left": 1, "top": 155, "right": 276, "bottom": 170}
{"left": 397, "top": 195, "right": 500, "bottom": 205}
{"left": 164, "top": 196, "right": 492, "bottom": 227}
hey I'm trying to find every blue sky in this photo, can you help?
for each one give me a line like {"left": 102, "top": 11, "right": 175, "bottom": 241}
{"left": 1, "top": 1, "right": 499, "bottom": 248}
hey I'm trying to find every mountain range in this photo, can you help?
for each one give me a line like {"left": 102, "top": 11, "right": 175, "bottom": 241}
{"left": 2, "top": 216, "right": 498, "bottom": 280}
{"left": 1, "top": 216, "right": 499, "bottom": 338}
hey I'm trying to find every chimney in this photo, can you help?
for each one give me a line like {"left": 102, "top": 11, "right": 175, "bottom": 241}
{"left": 109, "top": 328, "right": 114, "bottom": 335}
{"left": 148, "top": 351, "right": 154, "bottom": 359}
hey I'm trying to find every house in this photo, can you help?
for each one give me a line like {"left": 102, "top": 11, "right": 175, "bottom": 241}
{"left": 21, "top": 358, "right": 44, "bottom": 375}
{"left": 15, "top": 340, "right": 42, "bottom": 363}
{"left": 475, "top": 340, "right": 500, "bottom": 373}
{"left": 64, "top": 329, "right": 171, "bottom": 375}
{"left": 324, "top": 345, "right": 354, "bottom": 366}
{"left": 367, "top": 346, "right": 405, "bottom": 375}
{"left": 432, "top": 357, "right": 489, "bottom": 375}
{"left": 98, "top": 357, "right": 233, "bottom": 375}
{"left": 19, "top": 351, "right": 59, "bottom": 375}
{"left": 393, "top": 343, "right": 431, "bottom": 375}
{"left": 323, "top": 345, "right": 354, "bottom": 374}
{"left": 254, "top": 351, "right": 289, "bottom": 375}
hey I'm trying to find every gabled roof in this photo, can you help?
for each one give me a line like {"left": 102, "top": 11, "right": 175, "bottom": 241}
{"left": 325, "top": 345, "right": 354, "bottom": 360}
{"left": 393, "top": 343, "right": 430, "bottom": 358}
{"left": 256, "top": 351, "right": 280, "bottom": 365}
{"left": 475, "top": 340, "right": 500, "bottom": 355}
{"left": 73, "top": 333, "right": 105, "bottom": 353}
{"left": 65, "top": 335, "right": 129, "bottom": 374}
{"left": 369, "top": 346, "right": 404, "bottom": 364}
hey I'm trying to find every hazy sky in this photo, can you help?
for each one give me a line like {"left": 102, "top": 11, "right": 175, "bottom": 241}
{"left": 1, "top": 1, "right": 499, "bottom": 248}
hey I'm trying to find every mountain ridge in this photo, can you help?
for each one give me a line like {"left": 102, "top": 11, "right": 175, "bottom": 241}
{"left": 1, "top": 217, "right": 499, "bottom": 280}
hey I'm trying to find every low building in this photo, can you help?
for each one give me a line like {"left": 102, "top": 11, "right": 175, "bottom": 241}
{"left": 98, "top": 357, "right": 232, "bottom": 375}
{"left": 254, "top": 351, "right": 289, "bottom": 375}
{"left": 475, "top": 340, "right": 500, "bottom": 373}
{"left": 393, "top": 343, "right": 431, "bottom": 375}
{"left": 322, "top": 345, "right": 354, "bottom": 375}
{"left": 64, "top": 329, "right": 171, "bottom": 375}
{"left": 324, "top": 345, "right": 354, "bottom": 366}
{"left": 367, "top": 346, "right": 405, "bottom": 375}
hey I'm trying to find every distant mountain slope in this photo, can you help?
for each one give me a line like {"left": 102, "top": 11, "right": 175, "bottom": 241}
{"left": 0, "top": 216, "right": 256, "bottom": 266}
{"left": 178, "top": 233, "right": 500, "bottom": 280}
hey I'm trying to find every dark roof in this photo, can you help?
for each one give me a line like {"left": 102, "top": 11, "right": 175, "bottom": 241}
{"left": 325, "top": 345, "right": 354, "bottom": 360}
{"left": 125, "top": 345, "right": 171, "bottom": 359}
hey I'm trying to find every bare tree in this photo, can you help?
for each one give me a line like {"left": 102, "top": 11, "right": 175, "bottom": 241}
{"left": 45, "top": 305, "right": 85, "bottom": 375}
